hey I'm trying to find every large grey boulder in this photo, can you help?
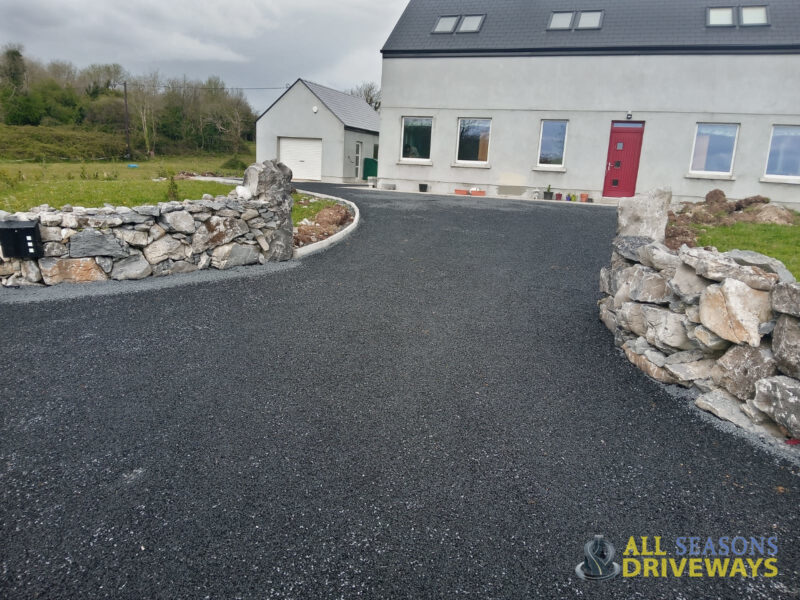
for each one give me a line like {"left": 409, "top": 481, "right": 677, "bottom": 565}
{"left": 612, "top": 236, "right": 654, "bottom": 262}
{"left": 143, "top": 236, "right": 191, "bottom": 264}
{"left": 695, "top": 389, "right": 753, "bottom": 430}
{"left": 773, "top": 314, "right": 800, "bottom": 379}
{"left": 641, "top": 305, "right": 695, "bottom": 352}
{"left": 771, "top": 282, "right": 800, "bottom": 318}
{"left": 669, "top": 264, "right": 713, "bottom": 304}
{"left": 69, "top": 229, "right": 128, "bottom": 258}
{"left": 637, "top": 242, "right": 682, "bottom": 272}
{"left": 711, "top": 344, "right": 777, "bottom": 400}
{"left": 623, "top": 346, "right": 679, "bottom": 384}
{"left": 699, "top": 279, "right": 772, "bottom": 347}
{"left": 191, "top": 216, "right": 249, "bottom": 253}
{"left": 160, "top": 210, "right": 196, "bottom": 234}
{"left": 111, "top": 254, "right": 153, "bottom": 280}
{"left": 725, "top": 249, "right": 795, "bottom": 284}
{"left": 665, "top": 359, "right": 717, "bottom": 386}
{"left": 616, "top": 302, "right": 648, "bottom": 337}
{"left": 680, "top": 246, "right": 778, "bottom": 291}
{"left": 211, "top": 243, "right": 260, "bottom": 269}
{"left": 753, "top": 376, "right": 800, "bottom": 438}
{"left": 616, "top": 187, "right": 670, "bottom": 242}
{"left": 685, "top": 324, "right": 731, "bottom": 353}
{"left": 264, "top": 228, "right": 294, "bottom": 262}
{"left": 628, "top": 265, "right": 673, "bottom": 304}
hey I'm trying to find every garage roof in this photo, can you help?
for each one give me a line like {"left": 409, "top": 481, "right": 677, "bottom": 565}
{"left": 382, "top": 0, "right": 800, "bottom": 56}
{"left": 257, "top": 79, "right": 380, "bottom": 134}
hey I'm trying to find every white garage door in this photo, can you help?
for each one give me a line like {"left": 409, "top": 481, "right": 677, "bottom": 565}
{"left": 279, "top": 138, "right": 322, "bottom": 181}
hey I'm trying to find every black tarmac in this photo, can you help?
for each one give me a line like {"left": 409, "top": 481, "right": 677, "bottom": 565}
{"left": 1, "top": 185, "right": 798, "bottom": 599}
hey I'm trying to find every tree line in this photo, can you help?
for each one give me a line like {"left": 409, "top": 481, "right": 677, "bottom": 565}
{"left": 0, "top": 44, "right": 256, "bottom": 157}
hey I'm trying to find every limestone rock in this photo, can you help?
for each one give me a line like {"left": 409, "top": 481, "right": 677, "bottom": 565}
{"left": 598, "top": 298, "right": 617, "bottom": 333}
{"left": 685, "top": 305, "right": 701, "bottom": 324}
{"left": 773, "top": 314, "right": 800, "bottom": 379}
{"left": 742, "top": 399, "right": 772, "bottom": 425}
{"left": 753, "top": 376, "right": 800, "bottom": 438}
{"left": 637, "top": 242, "right": 682, "bottom": 271}
{"left": 616, "top": 302, "right": 648, "bottom": 337}
{"left": 39, "top": 257, "right": 108, "bottom": 284}
{"left": 133, "top": 205, "right": 160, "bottom": 217}
{"left": 0, "top": 260, "right": 18, "bottom": 276}
{"left": 617, "top": 187, "right": 670, "bottom": 242}
{"left": 641, "top": 305, "right": 695, "bottom": 351}
{"left": 665, "top": 359, "right": 717, "bottom": 385}
{"left": 695, "top": 256, "right": 778, "bottom": 291}
{"left": 170, "top": 260, "right": 198, "bottom": 274}
{"left": 264, "top": 228, "right": 293, "bottom": 261}
{"left": 711, "top": 344, "right": 777, "bottom": 400}
{"left": 725, "top": 249, "right": 795, "bottom": 284}
{"left": 39, "top": 226, "right": 62, "bottom": 242}
{"left": 699, "top": 279, "right": 772, "bottom": 347}
{"left": 160, "top": 210, "right": 196, "bottom": 234}
{"left": 241, "top": 208, "right": 259, "bottom": 221}
{"left": 685, "top": 324, "right": 731, "bottom": 353}
{"left": 771, "top": 282, "right": 800, "bottom": 318}
{"left": 669, "top": 264, "right": 712, "bottom": 304}
{"left": 664, "top": 349, "right": 705, "bottom": 365}
{"left": 43, "top": 242, "right": 67, "bottom": 257}
{"left": 86, "top": 214, "right": 123, "bottom": 228}
{"left": 21, "top": 260, "right": 42, "bottom": 283}
{"left": 39, "top": 213, "right": 62, "bottom": 227}
{"left": 111, "top": 254, "right": 152, "bottom": 280}
{"left": 628, "top": 265, "right": 673, "bottom": 304}
{"left": 95, "top": 256, "right": 114, "bottom": 274}
{"left": 69, "top": 230, "right": 128, "bottom": 258}
{"left": 612, "top": 236, "right": 654, "bottom": 262}
{"left": 191, "top": 216, "right": 249, "bottom": 253}
{"left": 211, "top": 243, "right": 260, "bottom": 270}
{"left": 695, "top": 389, "right": 752, "bottom": 429}
{"left": 114, "top": 229, "right": 150, "bottom": 248}
{"left": 149, "top": 224, "right": 166, "bottom": 241}
{"left": 197, "top": 253, "right": 212, "bottom": 270}
{"left": 623, "top": 346, "right": 679, "bottom": 384}
{"left": 143, "top": 236, "right": 191, "bottom": 264}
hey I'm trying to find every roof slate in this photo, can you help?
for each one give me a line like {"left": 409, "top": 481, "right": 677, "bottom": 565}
{"left": 382, "top": 0, "right": 800, "bottom": 56}
{"left": 303, "top": 80, "right": 380, "bottom": 133}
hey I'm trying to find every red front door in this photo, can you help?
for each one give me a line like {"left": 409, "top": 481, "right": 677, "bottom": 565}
{"left": 603, "top": 122, "right": 645, "bottom": 197}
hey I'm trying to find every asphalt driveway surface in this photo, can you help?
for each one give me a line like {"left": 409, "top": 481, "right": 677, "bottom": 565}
{"left": 1, "top": 185, "right": 798, "bottom": 599}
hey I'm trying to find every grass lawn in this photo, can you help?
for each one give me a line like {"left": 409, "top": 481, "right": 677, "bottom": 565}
{"left": 696, "top": 221, "right": 800, "bottom": 279}
{"left": 0, "top": 153, "right": 254, "bottom": 214}
{"left": 292, "top": 194, "right": 340, "bottom": 223}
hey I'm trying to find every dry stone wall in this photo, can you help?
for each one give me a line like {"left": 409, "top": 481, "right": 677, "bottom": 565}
{"left": 0, "top": 160, "right": 294, "bottom": 287}
{"left": 599, "top": 189, "right": 800, "bottom": 441}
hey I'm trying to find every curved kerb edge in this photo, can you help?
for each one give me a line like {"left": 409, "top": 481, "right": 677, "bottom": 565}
{"left": 293, "top": 191, "right": 360, "bottom": 260}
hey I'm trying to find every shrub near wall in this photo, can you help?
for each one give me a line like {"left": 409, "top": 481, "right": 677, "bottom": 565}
{"left": 599, "top": 189, "right": 800, "bottom": 441}
{"left": 0, "top": 160, "right": 294, "bottom": 286}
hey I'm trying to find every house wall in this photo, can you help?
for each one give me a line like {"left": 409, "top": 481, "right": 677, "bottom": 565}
{"left": 343, "top": 130, "right": 381, "bottom": 181}
{"left": 378, "top": 55, "right": 800, "bottom": 208}
{"left": 256, "top": 83, "right": 345, "bottom": 181}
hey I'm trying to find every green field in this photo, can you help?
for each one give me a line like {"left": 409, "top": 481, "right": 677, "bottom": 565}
{"left": 697, "top": 222, "right": 800, "bottom": 279}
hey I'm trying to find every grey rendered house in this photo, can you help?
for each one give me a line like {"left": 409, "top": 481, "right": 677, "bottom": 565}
{"left": 256, "top": 79, "right": 380, "bottom": 182}
{"left": 378, "top": 0, "right": 800, "bottom": 208}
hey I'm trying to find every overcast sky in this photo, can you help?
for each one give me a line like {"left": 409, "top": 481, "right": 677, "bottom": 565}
{"left": 1, "top": 0, "right": 410, "bottom": 112}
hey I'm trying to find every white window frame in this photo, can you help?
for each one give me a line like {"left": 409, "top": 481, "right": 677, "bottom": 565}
{"left": 455, "top": 117, "right": 492, "bottom": 166}
{"left": 399, "top": 116, "right": 434, "bottom": 164}
{"left": 575, "top": 10, "right": 604, "bottom": 30}
{"left": 740, "top": 5, "right": 769, "bottom": 26}
{"left": 763, "top": 124, "right": 800, "bottom": 182}
{"left": 548, "top": 12, "right": 575, "bottom": 30}
{"left": 707, "top": 7, "right": 735, "bottom": 27}
{"left": 457, "top": 14, "right": 485, "bottom": 33}
{"left": 536, "top": 120, "right": 569, "bottom": 169}
{"left": 688, "top": 122, "right": 740, "bottom": 177}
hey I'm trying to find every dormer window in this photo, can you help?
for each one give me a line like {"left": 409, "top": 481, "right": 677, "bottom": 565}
{"left": 576, "top": 11, "right": 603, "bottom": 29}
{"left": 741, "top": 6, "right": 769, "bottom": 25}
{"left": 458, "top": 15, "right": 485, "bottom": 33}
{"left": 707, "top": 7, "right": 735, "bottom": 26}
{"left": 433, "top": 16, "right": 460, "bottom": 33}
{"left": 548, "top": 12, "right": 574, "bottom": 30}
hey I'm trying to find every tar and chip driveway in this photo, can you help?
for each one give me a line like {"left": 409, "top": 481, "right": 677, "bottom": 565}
{"left": 1, "top": 185, "right": 798, "bottom": 599}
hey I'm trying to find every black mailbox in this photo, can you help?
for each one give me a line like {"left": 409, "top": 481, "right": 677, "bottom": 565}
{"left": 0, "top": 220, "right": 44, "bottom": 259}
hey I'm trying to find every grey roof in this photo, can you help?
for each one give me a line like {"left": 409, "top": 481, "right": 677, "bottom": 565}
{"left": 257, "top": 79, "right": 380, "bottom": 133}
{"left": 382, "top": 0, "right": 800, "bottom": 56}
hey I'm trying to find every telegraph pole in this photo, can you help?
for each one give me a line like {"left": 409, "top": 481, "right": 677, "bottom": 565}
{"left": 123, "top": 81, "right": 132, "bottom": 159}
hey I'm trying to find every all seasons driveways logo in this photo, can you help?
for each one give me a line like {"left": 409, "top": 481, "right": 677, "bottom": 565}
{"left": 576, "top": 535, "right": 779, "bottom": 580}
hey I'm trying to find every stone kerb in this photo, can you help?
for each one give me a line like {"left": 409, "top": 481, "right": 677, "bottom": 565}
{"left": 0, "top": 160, "right": 295, "bottom": 287}
{"left": 599, "top": 188, "right": 800, "bottom": 441}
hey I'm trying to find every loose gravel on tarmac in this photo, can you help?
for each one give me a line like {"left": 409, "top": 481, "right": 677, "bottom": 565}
{"left": 1, "top": 185, "right": 798, "bottom": 599}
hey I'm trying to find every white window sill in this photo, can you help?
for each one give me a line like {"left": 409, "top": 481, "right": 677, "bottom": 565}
{"left": 451, "top": 162, "right": 491, "bottom": 169}
{"left": 397, "top": 159, "right": 433, "bottom": 166}
{"left": 760, "top": 176, "right": 800, "bottom": 185}
{"left": 533, "top": 165, "right": 566, "bottom": 173}
{"left": 685, "top": 172, "right": 736, "bottom": 181}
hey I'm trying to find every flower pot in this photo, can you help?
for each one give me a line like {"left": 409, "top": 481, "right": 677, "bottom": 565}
{"left": 555, "top": 193, "right": 563, "bottom": 201}
{"left": 419, "top": 183, "right": 428, "bottom": 192}
{"left": 580, "top": 193, "right": 589, "bottom": 203}
{"left": 470, "top": 190, "right": 486, "bottom": 197}
{"left": 543, "top": 191, "right": 554, "bottom": 200}
{"left": 454, "top": 189, "right": 469, "bottom": 195}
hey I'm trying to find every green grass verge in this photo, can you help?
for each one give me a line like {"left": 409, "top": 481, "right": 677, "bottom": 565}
{"left": 0, "top": 124, "right": 127, "bottom": 161}
{"left": 696, "top": 221, "right": 800, "bottom": 279}
{"left": 291, "top": 193, "right": 340, "bottom": 224}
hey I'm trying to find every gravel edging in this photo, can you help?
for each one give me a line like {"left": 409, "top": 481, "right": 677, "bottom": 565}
{"left": 293, "top": 190, "right": 360, "bottom": 259}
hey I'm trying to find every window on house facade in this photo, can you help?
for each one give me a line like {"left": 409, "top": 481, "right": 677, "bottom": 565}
{"left": 576, "top": 11, "right": 603, "bottom": 29}
{"left": 741, "top": 6, "right": 769, "bottom": 25}
{"left": 433, "top": 16, "right": 460, "bottom": 33}
{"left": 766, "top": 126, "right": 800, "bottom": 177}
{"left": 538, "top": 120, "right": 568, "bottom": 166}
{"left": 401, "top": 117, "right": 432, "bottom": 160}
{"left": 458, "top": 15, "right": 485, "bottom": 33}
{"left": 548, "top": 12, "right": 574, "bottom": 30}
{"left": 707, "top": 7, "right": 735, "bottom": 26}
{"left": 457, "top": 118, "right": 491, "bottom": 163}
{"left": 690, "top": 123, "right": 739, "bottom": 174}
